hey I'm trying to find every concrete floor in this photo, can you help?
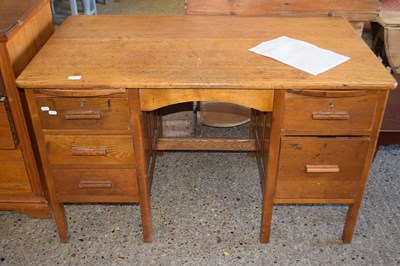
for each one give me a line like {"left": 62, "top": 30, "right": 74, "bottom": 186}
{"left": 1, "top": 145, "right": 399, "bottom": 265}
{"left": 1, "top": 1, "right": 399, "bottom": 265}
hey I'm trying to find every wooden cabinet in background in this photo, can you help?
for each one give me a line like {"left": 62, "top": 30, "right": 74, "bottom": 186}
{"left": 185, "top": 0, "right": 379, "bottom": 35}
{"left": 0, "top": 0, "right": 54, "bottom": 217}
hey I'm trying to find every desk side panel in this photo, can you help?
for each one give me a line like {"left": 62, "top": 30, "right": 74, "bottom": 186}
{"left": 5, "top": 1, "right": 54, "bottom": 78}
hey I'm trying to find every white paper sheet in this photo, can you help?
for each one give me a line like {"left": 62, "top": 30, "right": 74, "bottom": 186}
{"left": 249, "top": 36, "right": 350, "bottom": 76}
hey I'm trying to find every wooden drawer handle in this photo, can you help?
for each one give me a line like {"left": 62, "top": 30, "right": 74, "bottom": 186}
{"left": 71, "top": 147, "right": 108, "bottom": 156}
{"left": 65, "top": 110, "right": 102, "bottom": 120}
{"left": 312, "top": 111, "right": 349, "bottom": 120}
{"left": 78, "top": 180, "right": 112, "bottom": 188}
{"left": 306, "top": 165, "right": 340, "bottom": 173}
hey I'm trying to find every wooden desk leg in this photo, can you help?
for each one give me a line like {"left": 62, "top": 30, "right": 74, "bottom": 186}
{"left": 342, "top": 203, "right": 360, "bottom": 243}
{"left": 343, "top": 91, "right": 389, "bottom": 243}
{"left": 139, "top": 190, "right": 152, "bottom": 243}
{"left": 260, "top": 141, "right": 280, "bottom": 243}
{"left": 248, "top": 109, "right": 256, "bottom": 157}
{"left": 260, "top": 91, "right": 284, "bottom": 243}
{"left": 156, "top": 111, "right": 164, "bottom": 156}
{"left": 52, "top": 202, "right": 69, "bottom": 243}
{"left": 343, "top": 143, "right": 377, "bottom": 243}
{"left": 129, "top": 89, "right": 153, "bottom": 243}
{"left": 260, "top": 195, "right": 274, "bottom": 243}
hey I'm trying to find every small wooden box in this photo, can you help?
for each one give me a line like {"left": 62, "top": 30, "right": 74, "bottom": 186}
{"left": 161, "top": 103, "right": 195, "bottom": 137}
{"left": 0, "top": 97, "right": 18, "bottom": 149}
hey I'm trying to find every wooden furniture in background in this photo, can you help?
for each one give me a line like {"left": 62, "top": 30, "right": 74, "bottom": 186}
{"left": 185, "top": 0, "right": 379, "bottom": 34}
{"left": 0, "top": 0, "right": 54, "bottom": 217}
{"left": 375, "top": 0, "right": 400, "bottom": 74}
{"left": 371, "top": 0, "right": 400, "bottom": 147}
{"left": 185, "top": 0, "right": 379, "bottom": 20}
{"left": 16, "top": 16, "right": 395, "bottom": 243}
{"left": 378, "top": 73, "right": 400, "bottom": 146}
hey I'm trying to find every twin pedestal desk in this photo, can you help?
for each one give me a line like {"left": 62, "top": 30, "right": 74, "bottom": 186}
{"left": 16, "top": 15, "right": 396, "bottom": 243}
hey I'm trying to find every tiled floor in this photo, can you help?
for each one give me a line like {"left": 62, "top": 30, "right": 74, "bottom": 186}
{"left": 1, "top": 1, "right": 399, "bottom": 265}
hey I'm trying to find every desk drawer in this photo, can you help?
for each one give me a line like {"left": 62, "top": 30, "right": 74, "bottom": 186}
{"left": 35, "top": 97, "right": 131, "bottom": 131}
{"left": 45, "top": 135, "right": 134, "bottom": 165}
{"left": 52, "top": 168, "right": 138, "bottom": 198}
{"left": 282, "top": 90, "right": 381, "bottom": 133}
{"left": 275, "top": 137, "right": 370, "bottom": 199}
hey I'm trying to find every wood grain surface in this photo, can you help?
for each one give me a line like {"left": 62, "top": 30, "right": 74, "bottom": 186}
{"left": 17, "top": 16, "right": 396, "bottom": 91}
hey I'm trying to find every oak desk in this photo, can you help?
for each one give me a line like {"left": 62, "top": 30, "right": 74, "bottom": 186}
{"left": 16, "top": 15, "right": 396, "bottom": 243}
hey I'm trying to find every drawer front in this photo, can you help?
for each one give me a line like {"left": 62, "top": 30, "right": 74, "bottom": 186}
{"left": 35, "top": 96, "right": 131, "bottom": 131}
{"left": 52, "top": 168, "right": 138, "bottom": 197}
{"left": 0, "top": 98, "right": 18, "bottom": 149}
{"left": 282, "top": 91, "right": 380, "bottom": 132}
{"left": 45, "top": 135, "right": 134, "bottom": 165}
{"left": 276, "top": 137, "right": 370, "bottom": 199}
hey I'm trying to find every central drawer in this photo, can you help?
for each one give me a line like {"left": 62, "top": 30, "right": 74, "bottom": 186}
{"left": 35, "top": 96, "right": 131, "bottom": 131}
{"left": 275, "top": 136, "right": 370, "bottom": 200}
{"left": 45, "top": 135, "right": 135, "bottom": 166}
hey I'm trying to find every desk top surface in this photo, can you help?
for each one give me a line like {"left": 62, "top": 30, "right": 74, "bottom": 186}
{"left": 16, "top": 15, "right": 396, "bottom": 90}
